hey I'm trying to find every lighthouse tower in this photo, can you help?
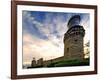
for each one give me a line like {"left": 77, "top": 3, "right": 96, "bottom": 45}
{"left": 64, "top": 15, "right": 85, "bottom": 60}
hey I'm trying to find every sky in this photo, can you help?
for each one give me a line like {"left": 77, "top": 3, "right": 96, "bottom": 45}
{"left": 22, "top": 10, "right": 90, "bottom": 65}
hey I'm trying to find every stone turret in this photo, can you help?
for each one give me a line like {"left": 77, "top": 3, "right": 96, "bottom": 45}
{"left": 64, "top": 15, "right": 85, "bottom": 60}
{"left": 31, "top": 57, "right": 37, "bottom": 67}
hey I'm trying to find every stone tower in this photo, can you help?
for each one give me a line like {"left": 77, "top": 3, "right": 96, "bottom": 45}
{"left": 64, "top": 15, "right": 85, "bottom": 60}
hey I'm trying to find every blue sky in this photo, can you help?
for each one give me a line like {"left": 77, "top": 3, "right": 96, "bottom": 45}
{"left": 22, "top": 10, "right": 90, "bottom": 65}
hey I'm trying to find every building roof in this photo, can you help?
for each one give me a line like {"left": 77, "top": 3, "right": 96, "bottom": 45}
{"left": 67, "top": 15, "right": 81, "bottom": 28}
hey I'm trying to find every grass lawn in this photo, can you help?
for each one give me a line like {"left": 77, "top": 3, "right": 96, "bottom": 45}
{"left": 47, "top": 58, "right": 89, "bottom": 67}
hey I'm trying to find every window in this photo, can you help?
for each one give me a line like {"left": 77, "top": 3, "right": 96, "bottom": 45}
{"left": 74, "top": 39, "right": 78, "bottom": 43}
{"left": 67, "top": 48, "right": 69, "bottom": 53}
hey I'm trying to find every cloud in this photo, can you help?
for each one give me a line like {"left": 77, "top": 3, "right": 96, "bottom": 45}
{"left": 22, "top": 11, "right": 90, "bottom": 65}
{"left": 23, "top": 33, "right": 64, "bottom": 65}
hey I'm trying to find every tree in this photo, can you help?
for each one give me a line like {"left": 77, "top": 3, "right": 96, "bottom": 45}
{"left": 84, "top": 41, "right": 90, "bottom": 58}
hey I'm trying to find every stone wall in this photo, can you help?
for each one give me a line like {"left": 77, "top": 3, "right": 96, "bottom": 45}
{"left": 43, "top": 56, "right": 64, "bottom": 67}
{"left": 64, "top": 35, "right": 84, "bottom": 60}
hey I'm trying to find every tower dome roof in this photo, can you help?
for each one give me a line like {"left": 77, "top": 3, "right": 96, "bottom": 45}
{"left": 67, "top": 15, "right": 81, "bottom": 29}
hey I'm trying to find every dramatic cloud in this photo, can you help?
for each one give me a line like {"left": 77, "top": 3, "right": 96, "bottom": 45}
{"left": 22, "top": 10, "right": 90, "bottom": 65}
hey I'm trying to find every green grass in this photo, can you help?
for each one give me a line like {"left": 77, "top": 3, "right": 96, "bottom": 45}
{"left": 47, "top": 58, "right": 89, "bottom": 67}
